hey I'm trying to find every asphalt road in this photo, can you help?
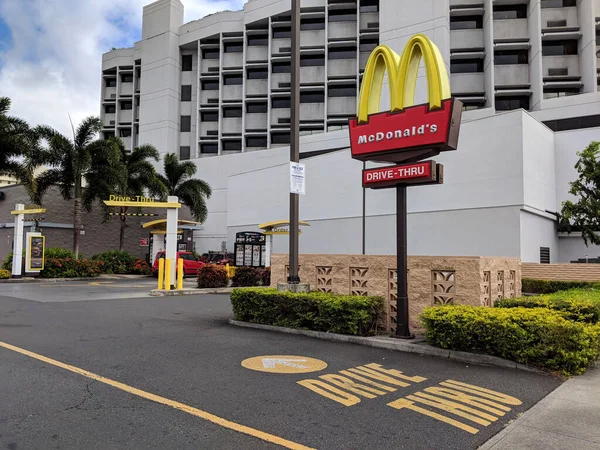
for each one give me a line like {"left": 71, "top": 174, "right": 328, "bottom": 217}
{"left": 0, "top": 280, "right": 562, "bottom": 450}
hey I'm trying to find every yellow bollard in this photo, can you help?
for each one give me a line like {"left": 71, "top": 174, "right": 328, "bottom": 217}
{"left": 165, "top": 258, "right": 171, "bottom": 291}
{"left": 225, "top": 263, "right": 230, "bottom": 278}
{"left": 158, "top": 258, "right": 165, "bottom": 290}
{"left": 177, "top": 258, "right": 184, "bottom": 290}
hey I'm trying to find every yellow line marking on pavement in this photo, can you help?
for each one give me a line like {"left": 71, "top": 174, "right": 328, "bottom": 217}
{"left": 0, "top": 341, "right": 314, "bottom": 450}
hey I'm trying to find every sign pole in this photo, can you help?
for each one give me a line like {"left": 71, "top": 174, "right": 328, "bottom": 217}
{"left": 288, "top": 0, "right": 300, "bottom": 284}
{"left": 11, "top": 204, "right": 24, "bottom": 279}
{"left": 396, "top": 185, "right": 413, "bottom": 338}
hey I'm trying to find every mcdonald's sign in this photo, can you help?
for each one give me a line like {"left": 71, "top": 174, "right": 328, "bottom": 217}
{"left": 349, "top": 34, "right": 462, "bottom": 163}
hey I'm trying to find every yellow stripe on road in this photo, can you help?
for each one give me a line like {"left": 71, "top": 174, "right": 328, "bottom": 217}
{"left": 0, "top": 341, "right": 314, "bottom": 450}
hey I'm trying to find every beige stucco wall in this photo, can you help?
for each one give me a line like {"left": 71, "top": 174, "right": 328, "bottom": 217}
{"left": 271, "top": 254, "right": 522, "bottom": 334}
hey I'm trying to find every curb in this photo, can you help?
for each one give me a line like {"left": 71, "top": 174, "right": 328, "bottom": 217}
{"left": 150, "top": 288, "right": 234, "bottom": 296}
{"left": 228, "top": 319, "right": 544, "bottom": 374}
{"left": 0, "top": 274, "right": 152, "bottom": 284}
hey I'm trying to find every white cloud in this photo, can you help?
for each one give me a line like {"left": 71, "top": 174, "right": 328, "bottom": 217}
{"left": 0, "top": 0, "right": 244, "bottom": 137}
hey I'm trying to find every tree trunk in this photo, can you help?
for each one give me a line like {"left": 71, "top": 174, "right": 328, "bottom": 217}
{"left": 119, "top": 218, "right": 127, "bottom": 252}
{"left": 73, "top": 197, "right": 82, "bottom": 258}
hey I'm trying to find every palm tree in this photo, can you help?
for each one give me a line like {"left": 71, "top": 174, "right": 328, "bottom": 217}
{"left": 35, "top": 117, "right": 121, "bottom": 258}
{"left": 157, "top": 153, "right": 212, "bottom": 223}
{"left": 0, "top": 97, "right": 32, "bottom": 177}
{"left": 84, "top": 139, "right": 167, "bottom": 251}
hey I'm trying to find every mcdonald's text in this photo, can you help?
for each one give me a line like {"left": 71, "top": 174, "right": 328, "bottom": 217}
{"left": 363, "top": 161, "right": 438, "bottom": 189}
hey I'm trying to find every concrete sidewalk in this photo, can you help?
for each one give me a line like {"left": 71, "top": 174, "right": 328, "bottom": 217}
{"left": 480, "top": 367, "right": 600, "bottom": 449}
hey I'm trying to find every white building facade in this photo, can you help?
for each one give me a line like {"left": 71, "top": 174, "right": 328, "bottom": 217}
{"left": 101, "top": 0, "right": 600, "bottom": 263}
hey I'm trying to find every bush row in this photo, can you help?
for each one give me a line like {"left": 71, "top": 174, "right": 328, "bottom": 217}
{"left": 196, "top": 265, "right": 271, "bottom": 289}
{"left": 231, "top": 288, "right": 383, "bottom": 336}
{"left": 522, "top": 278, "right": 600, "bottom": 294}
{"left": 421, "top": 305, "right": 600, "bottom": 376}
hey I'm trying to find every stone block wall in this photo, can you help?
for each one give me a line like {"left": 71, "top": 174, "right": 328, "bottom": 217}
{"left": 271, "top": 254, "right": 521, "bottom": 334}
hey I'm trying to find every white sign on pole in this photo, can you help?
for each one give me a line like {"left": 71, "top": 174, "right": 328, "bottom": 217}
{"left": 290, "top": 162, "right": 306, "bottom": 195}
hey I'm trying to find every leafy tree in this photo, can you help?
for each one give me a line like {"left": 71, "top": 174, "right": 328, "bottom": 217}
{"left": 83, "top": 139, "right": 166, "bottom": 251}
{"left": 157, "top": 153, "right": 212, "bottom": 222}
{"left": 35, "top": 117, "right": 121, "bottom": 258}
{"left": 559, "top": 141, "right": 600, "bottom": 246}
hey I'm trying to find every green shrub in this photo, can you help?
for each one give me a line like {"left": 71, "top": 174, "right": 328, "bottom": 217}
{"left": 232, "top": 266, "right": 261, "bottom": 287}
{"left": 522, "top": 278, "right": 600, "bottom": 294}
{"left": 130, "top": 259, "right": 151, "bottom": 275}
{"left": 421, "top": 305, "right": 600, "bottom": 376}
{"left": 197, "top": 264, "right": 228, "bottom": 288}
{"left": 45, "top": 247, "right": 77, "bottom": 260}
{"left": 40, "top": 258, "right": 104, "bottom": 278}
{"left": 2, "top": 252, "right": 13, "bottom": 271}
{"left": 260, "top": 267, "right": 271, "bottom": 286}
{"left": 497, "top": 289, "right": 600, "bottom": 324}
{"left": 231, "top": 288, "right": 383, "bottom": 336}
{"left": 0, "top": 268, "right": 10, "bottom": 279}
{"left": 91, "top": 250, "right": 137, "bottom": 274}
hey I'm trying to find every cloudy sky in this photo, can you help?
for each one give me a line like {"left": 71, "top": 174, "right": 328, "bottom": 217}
{"left": 0, "top": 0, "right": 244, "bottom": 136}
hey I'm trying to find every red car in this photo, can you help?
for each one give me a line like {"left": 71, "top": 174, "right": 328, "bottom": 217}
{"left": 152, "top": 251, "right": 206, "bottom": 277}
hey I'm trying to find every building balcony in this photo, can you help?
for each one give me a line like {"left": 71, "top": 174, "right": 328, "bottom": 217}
{"left": 104, "top": 86, "right": 117, "bottom": 100}
{"left": 541, "top": 7, "right": 578, "bottom": 29}
{"left": 327, "top": 96, "right": 356, "bottom": 116}
{"left": 328, "top": 58, "right": 357, "bottom": 78}
{"left": 271, "top": 72, "right": 291, "bottom": 90}
{"left": 200, "top": 59, "right": 219, "bottom": 74}
{"left": 300, "top": 30, "right": 325, "bottom": 47}
{"left": 300, "top": 102, "right": 325, "bottom": 121}
{"left": 328, "top": 22, "right": 357, "bottom": 40}
{"left": 542, "top": 55, "right": 580, "bottom": 77}
{"left": 300, "top": 66, "right": 325, "bottom": 84}
{"left": 119, "top": 110, "right": 133, "bottom": 124}
{"left": 200, "top": 89, "right": 219, "bottom": 104}
{"left": 222, "top": 85, "right": 243, "bottom": 101}
{"left": 359, "top": 52, "right": 371, "bottom": 71}
{"left": 119, "top": 82, "right": 133, "bottom": 96}
{"left": 493, "top": 19, "right": 528, "bottom": 41}
{"left": 494, "top": 65, "right": 529, "bottom": 86}
{"left": 450, "top": 73, "right": 485, "bottom": 94}
{"left": 245, "top": 113, "right": 268, "bottom": 130}
{"left": 247, "top": 79, "right": 268, "bottom": 96}
{"left": 103, "top": 113, "right": 116, "bottom": 127}
{"left": 246, "top": 46, "right": 268, "bottom": 62}
{"left": 272, "top": 38, "right": 291, "bottom": 54}
{"left": 271, "top": 107, "right": 290, "bottom": 126}
{"left": 359, "top": 12, "right": 378, "bottom": 31}
{"left": 223, "top": 53, "right": 243, "bottom": 69}
{"left": 199, "top": 121, "right": 218, "bottom": 136}
{"left": 450, "top": 29, "right": 484, "bottom": 51}
{"left": 222, "top": 117, "right": 242, "bottom": 133}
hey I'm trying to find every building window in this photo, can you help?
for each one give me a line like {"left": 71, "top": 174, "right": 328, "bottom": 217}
{"left": 201, "top": 111, "right": 219, "bottom": 122}
{"left": 201, "top": 80, "right": 219, "bottom": 90}
{"left": 106, "top": 78, "right": 117, "bottom": 87}
{"left": 543, "top": 88, "right": 581, "bottom": 99}
{"left": 200, "top": 143, "right": 218, "bottom": 154}
{"left": 493, "top": 5, "right": 527, "bottom": 20}
{"left": 328, "top": 9, "right": 357, "bottom": 22}
{"left": 328, "top": 85, "right": 357, "bottom": 97}
{"left": 543, "top": 114, "right": 600, "bottom": 132}
{"left": 223, "top": 107, "right": 242, "bottom": 118}
{"left": 495, "top": 50, "right": 528, "bottom": 65}
{"left": 450, "top": 15, "right": 483, "bottom": 30}
{"left": 300, "top": 54, "right": 325, "bottom": 67}
{"left": 273, "top": 27, "right": 291, "bottom": 39}
{"left": 181, "top": 85, "right": 192, "bottom": 102}
{"left": 246, "top": 136, "right": 268, "bottom": 148}
{"left": 541, "top": 0, "right": 576, "bottom": 8}
{"left": 300, "top": 18, "right": 325, "bottom": 30}
{"left": 246, "top": 102, "right": 268, "bottom": 113}
{"left": 121, "top": 101, "right": 133, "bottom": 110}
{"left": 359, "top": 38, "right": 378, "bottom": 53}
{"left": 224, "top": 42, "right": 243, "bottom": 53}
{"left": 271, "top": 132, "right": 290, "bottom": 144}
{"left": 202, "top": 48, "right": 220, "bottom": 59}
{"left": 121, "top": 73, "right": 133, "bottom": 83}
{"left": 540, "top": 247, "right": 550, "bottom": 264}
{"left": 180, "top": 115, "right": 191, "bottom": 132}
{"left": 119, "top": 128, "right": 131, "bottom": 138}
{"left": 272, "top": 62, "right": 291, "bottom": 73}
{"left": 495, "top": 96, "right": 530, "bottom": 111}
{"left": 182, "top": 54, "right": 193, "bottom": 71}
{"left": 272, "top": 97, "right": 291, "bottom": 109}
{"left": 542, "top": 40, "right": 578, "bottom": 56}
{"left": 180, "top": 146, "right": 191, "bottom": 160}
{"left": 328, "top": 47, "right": 357, "bottom": 60}
{"left": 360, "top": 0, "right": 379, "bottom": 13}
{"left": 222, "top": 140, "right": 242, "bottom": 151}
{"left": 247, "top": 68, "right": 268, "bottom": 79}
{"left": 300, "top": 91, "right": 325, "bottom": 103}
{"left": 104, "top": 131, "right": 115, "bottom": 139}
{"left": 248, "top": 35, "right": 268, "bottom": 46}
{"left": 450, "top": 59, "right": 483, "bottom": 73}
{"left": 223, "top": 74, "right": 243, "bottom": 85}
{"left": 104, "top": 104, "right": 116, "bottom": 114}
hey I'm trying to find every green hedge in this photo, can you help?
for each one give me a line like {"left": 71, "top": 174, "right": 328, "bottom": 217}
{"left": 496, "top": 289, "right": 600, "bottom": 324}
{"left": 421, "top": 305, "right": 600, "bottom": 376}
{"left": 231, "top": 288, "right": 383, "bottom": 336}
{"left": 522, "top": 278, "right": 600, "bottom": 294}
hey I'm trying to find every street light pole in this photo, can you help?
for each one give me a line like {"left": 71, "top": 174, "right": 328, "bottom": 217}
{"left": 288, "top": 0, "right": 300, "bottom": 284}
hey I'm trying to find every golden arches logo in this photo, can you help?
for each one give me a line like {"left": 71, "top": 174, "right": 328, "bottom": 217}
{"left": 357, "top": 34, "right": 451, "bottom": 124}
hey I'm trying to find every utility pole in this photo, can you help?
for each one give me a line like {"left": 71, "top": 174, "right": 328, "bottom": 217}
{"left": 288, "top": 0, "right": 300, "bottom": 284}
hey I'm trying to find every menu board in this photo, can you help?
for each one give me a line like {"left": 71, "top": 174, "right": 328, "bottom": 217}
{"left": 244, "top": 245, "right": 253, "bottom": 266}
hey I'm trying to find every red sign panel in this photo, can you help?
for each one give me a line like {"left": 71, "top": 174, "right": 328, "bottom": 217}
{"left": 363, "top": 161, "right": 443, "bottom": 189}
{"left": 140, "top": 238, "right": 149, "bottom": 247}
{"left": 349, "top": 98, "right": 462, "bottom": 164}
